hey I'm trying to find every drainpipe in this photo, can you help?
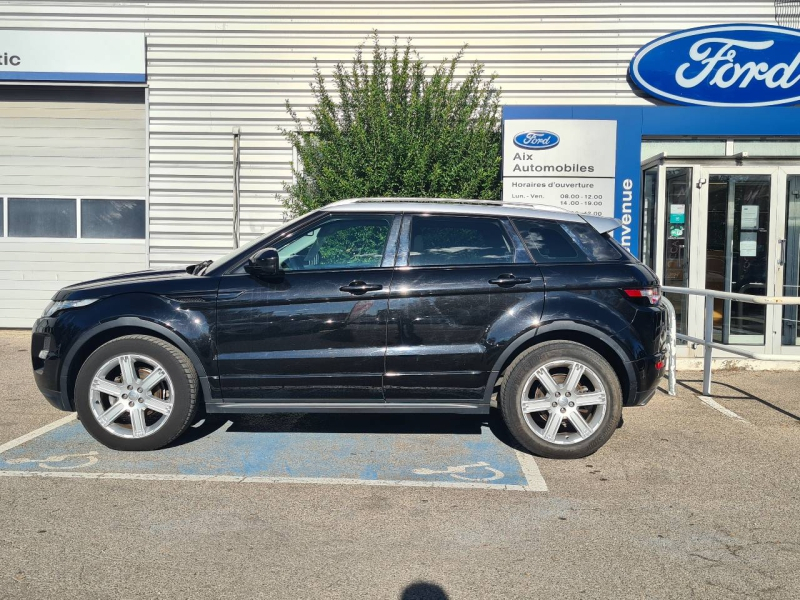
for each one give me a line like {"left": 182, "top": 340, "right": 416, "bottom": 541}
{"left": 232, "top": 127, "right": 241, "bottom": 249}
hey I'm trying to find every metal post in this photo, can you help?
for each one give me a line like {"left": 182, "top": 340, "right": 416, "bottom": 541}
{"left": 703, "top": 295, "right": 714, "bottom": 396}
{"left": 668, "top": 299, "right": 677, "bottom": 396}
{"left": 661, "top": 296, "right": 678, "bottom": 396}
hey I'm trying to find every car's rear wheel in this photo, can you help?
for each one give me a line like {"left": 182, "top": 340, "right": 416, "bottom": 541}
{"left": 500, "top": 341, "right": 622, "bottom": 459}
{"left": 75, "top": 335, "right": 199, "bottom": 451}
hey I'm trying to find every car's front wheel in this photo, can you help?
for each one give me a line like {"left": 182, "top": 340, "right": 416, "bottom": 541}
{"left": 500, "top": 341, "right": 622, "bottom": 459}
{"left": 75, "top": 335, "right": 199, "bottom": 451}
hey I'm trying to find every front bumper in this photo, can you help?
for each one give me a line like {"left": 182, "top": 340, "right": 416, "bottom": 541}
{"left": 31, "top": 319, "right": 71, "bottom": 411}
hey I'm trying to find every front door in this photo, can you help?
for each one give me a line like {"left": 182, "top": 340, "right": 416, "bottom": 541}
{"left": 216, "top": 213, "right": 399, "bottom": 403}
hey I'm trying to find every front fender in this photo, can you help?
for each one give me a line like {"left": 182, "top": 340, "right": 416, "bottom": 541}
{"left": 57, "top": 293, "right": 217, "bottom": 409}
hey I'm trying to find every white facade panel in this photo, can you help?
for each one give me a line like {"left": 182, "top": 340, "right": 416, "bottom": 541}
{"left": 0, "top": 88, "right": 146, "bottom": 197}
{"left": 0, "top": 1, "right": 780, "bottom": 271}
{"left": 0, "top": 240, "right": 147, "bottom": 327}
{"left": 0, "top": 87, "right": 146, "bottom": 326}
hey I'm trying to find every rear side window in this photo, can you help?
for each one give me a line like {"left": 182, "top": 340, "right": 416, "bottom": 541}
{"left": 408, "top": 216, "right": 514, "bottom": 267}
{"left": 512, "top": 218, "right": 622, "bottom": 263}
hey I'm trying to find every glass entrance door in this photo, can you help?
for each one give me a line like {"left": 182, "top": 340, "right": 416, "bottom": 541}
{"left": 780, "top": 174, "right": 800, "bottom": 347}
{"left": 701, "top": 170, "right": 777, "bottom": 347}
{"left": 663, "top": 168, "right": 693, "bottom": 336}
{"left": 641, "top": 159, "right": 791, "bottom": 355}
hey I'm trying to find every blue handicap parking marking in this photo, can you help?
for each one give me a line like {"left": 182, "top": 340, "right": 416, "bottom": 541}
{"left": 0, "top": 414, "right": 546, "bottom": 491}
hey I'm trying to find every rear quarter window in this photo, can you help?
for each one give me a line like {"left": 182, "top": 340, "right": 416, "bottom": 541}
{"left": 512, "top": 218, "right": 622, "bottom": 263}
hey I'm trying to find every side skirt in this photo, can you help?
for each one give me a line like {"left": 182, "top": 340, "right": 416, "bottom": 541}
{"left": 206, "top": 402, "right": 490, "bottom": 415}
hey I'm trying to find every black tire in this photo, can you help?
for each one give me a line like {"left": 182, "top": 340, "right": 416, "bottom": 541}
{"left": 500, "top": 341, "right": 622, "bottom": 460}
{"left": 75, "top": 335, "right": 199, "bottom": 451}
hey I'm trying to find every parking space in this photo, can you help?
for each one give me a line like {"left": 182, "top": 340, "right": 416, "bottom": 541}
{"left": 0, "top": 412, "right": 546, "bottom": 491}
{"left": 3, "top": 330, "right": 800, "bottom": 599}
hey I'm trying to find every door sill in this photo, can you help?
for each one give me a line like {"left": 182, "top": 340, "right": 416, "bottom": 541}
{"left": 206, "top": 402, "right": 490, "bottom": 415}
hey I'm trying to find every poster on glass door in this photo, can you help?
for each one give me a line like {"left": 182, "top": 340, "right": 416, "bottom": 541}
{"left": 502, "top": 119, "right": 617, "bottom": 217}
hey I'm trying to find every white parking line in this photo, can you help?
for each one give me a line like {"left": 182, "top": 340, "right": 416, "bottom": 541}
{"left": 0, "top": 470, "right": 541, "bottom": 491}
{"left": 514, "top": 449, "right": 549, "bottom": 491}
{"left": 0, "top": 413, "right": 77, "bottom": 455}
{"left": 698, "top": 396, "right": 751, "bottom": 424}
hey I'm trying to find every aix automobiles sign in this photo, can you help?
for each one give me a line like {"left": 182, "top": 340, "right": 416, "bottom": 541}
{"left": 630, "top": 24, "right": 800, "bottom": 107}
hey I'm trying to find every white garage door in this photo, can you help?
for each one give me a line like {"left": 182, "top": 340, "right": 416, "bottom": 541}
{"left": 0, "top": 86, "right": 146, "bottom": 328}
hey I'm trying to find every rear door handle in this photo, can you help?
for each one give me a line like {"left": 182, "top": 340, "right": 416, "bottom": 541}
{"left": 340, "top": 281, "right": 383, "bottom": 295}
{"left": 488, "top": 274, "right": 532, "bottom": 287}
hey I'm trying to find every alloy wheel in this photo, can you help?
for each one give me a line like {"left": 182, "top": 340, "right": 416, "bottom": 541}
{"left": 88, "top": 353, "right": 174, "bottom": 439}
{"left": 519, "top": 359, "right": 607, "bottom": 445}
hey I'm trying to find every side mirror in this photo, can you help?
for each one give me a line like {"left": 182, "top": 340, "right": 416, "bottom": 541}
{"left": 245, "top": 247, "right": 282, "bottom": 277}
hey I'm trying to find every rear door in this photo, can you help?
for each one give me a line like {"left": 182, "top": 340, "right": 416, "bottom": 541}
{"left": 385, "top": 213, "right": 545, "bottom": 404}
{"left": 216, "top": 212, "right": 400, "bottom": 403}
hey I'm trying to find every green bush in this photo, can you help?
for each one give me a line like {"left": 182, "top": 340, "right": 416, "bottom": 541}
{"left": 281, "top": 34, "right": 502, "bottom": 217}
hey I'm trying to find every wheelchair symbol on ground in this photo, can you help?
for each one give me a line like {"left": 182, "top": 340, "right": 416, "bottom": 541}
{"left": 5, "top": 451, "right": 99, "bottom": 470}
{"left": 413, "top": 462, "right": 504, "bottom": 482}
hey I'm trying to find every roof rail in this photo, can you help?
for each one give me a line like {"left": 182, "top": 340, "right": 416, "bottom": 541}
{"left": 327, "top": 197, "right": 570, "bottom": 213}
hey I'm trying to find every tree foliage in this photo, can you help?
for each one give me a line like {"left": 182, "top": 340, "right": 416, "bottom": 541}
{"left": 281, "top": 34, "right": 502, "bottom": 217}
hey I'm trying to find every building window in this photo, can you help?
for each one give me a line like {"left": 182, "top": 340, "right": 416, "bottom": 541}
{"left": 81, "top": 199, "right": 146, "bottom": 239}
{"left": 8, "top": 198, "right": 77, "bottom": 238}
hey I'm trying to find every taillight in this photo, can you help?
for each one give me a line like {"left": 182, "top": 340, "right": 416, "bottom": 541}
{"left": 623, "top": 287, "right": 661, "bottom": 306}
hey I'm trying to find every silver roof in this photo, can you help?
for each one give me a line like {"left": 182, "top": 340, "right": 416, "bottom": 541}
{"left": 324, "top": 197, "right": 621, "bottom": 234}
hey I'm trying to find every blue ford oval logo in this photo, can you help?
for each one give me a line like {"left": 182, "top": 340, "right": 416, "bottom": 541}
{"left": 630, "top": 24, "right": 800, "bottom": 107}
{"left": 513, "top": 130, "right": 560, "bottom": 150}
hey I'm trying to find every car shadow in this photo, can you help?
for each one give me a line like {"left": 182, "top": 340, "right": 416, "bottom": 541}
{"left": 166, "top": 407, "right": 524, "bottom": 451}
{"left": 677, "top": 378, "right": 800, "bottom": 422}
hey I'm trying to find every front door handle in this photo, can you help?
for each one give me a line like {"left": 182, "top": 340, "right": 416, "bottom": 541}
{"left": 340, "top": 281, "right": 383, "bottom": 295}
{"left": 488, "top": 274, "right": 532, "bottom": 287}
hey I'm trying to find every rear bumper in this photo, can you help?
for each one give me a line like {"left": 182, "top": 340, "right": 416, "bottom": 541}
{"left": 627, "top": 351, "right": 666, "bottom": 407}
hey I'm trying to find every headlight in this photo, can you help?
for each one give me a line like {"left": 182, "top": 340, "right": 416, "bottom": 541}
{"left": 41, "top": 298, "right": 98, "bottom": 318}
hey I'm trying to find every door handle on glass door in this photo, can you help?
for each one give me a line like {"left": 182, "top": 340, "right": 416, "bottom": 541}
{"left": 340, "top": 281, "right": 383, "bottom": 295}
{"left": 778, "top": 239, "right": 787, "bottom": 267}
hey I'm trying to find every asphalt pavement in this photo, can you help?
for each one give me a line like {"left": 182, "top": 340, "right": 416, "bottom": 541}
{"left": 1, "top": 329, "right": 798, "bottom": 599}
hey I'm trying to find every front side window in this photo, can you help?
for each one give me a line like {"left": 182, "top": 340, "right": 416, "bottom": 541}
{"left": 513, "top": 218, "right": 621, "bottom": 263}
{"left": 407, "top": 216, "right": 515, "bottom": 267}
{"left": 277, "top": 215, "right": 393, "bottom": 271}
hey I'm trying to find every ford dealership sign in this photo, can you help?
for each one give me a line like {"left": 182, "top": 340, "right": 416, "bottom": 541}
{"left": 630, "top": 24, "right": 800, "bottom": 107}
{"left": 512, "top": 130, "right": 560, "bottom": 150}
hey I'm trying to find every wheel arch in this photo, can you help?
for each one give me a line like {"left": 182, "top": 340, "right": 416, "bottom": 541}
{"left": 484, "top": 323, "right": 637, "bottom": 407}
{"left": 60, "top": 318, "right": 212, "bottom": 411}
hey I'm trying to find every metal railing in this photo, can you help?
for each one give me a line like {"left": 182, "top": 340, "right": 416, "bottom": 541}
{"left": 661, "top": 286, "right": 800, "bottom": 397}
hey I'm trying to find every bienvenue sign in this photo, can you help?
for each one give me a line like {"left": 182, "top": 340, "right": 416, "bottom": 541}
{"left": 630, "top": 24, "right": 800, "bottom": 107}
{"left": 0, "top": 30, "right": 145, "bottom": 83}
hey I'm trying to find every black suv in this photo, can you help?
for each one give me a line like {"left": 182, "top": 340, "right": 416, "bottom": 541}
{"left": 32, "top": 198, "right": 666, "bottom": 459}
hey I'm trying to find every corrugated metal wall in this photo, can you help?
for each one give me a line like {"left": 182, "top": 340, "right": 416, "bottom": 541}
{"left": 0, "top": 1, "right": 778, "bottom": 268}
